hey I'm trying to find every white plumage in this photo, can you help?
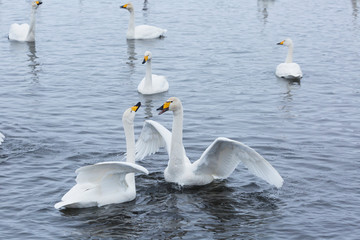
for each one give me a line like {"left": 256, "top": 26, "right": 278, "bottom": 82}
{"left": 136, "top": 97, "right": 284, "bottom": 188}
{"left": 120, "top": 2, "right": 167, "bottom": 39}
{"left": 55, "top": 102, "right": 148, "bottom": 209}
{"left": 138, "top": 51, "right": 169, "bottom": 95}
{"left": 0, "top": 132, "right": 5, "bottom": 145}
{"left": 8, "top": 1, "right": 42, "bottom": 42}
{"left": 276, "top": 38, "right": 303, "bottom": 79}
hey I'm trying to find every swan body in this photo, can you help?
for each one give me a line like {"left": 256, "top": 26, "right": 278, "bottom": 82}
{"left": 8, "top": 1, "right": 42, "bottom": 42}
{"left": 136, "top": 97, "right": 284, "bottom": 188}
{"left": 276, "top": 38, "right": 303, "bottom": 79}
{"left": 55, "top": 102, "right": 148, "bottom": 209}
{"left": 120, "top": 3, "right": 167, "bottom": 39}
{"left": 138, "top": 51, "right": 169, "bottom": 95}
{"left": 0, "top": 132, "right": 4, "bottom": 145}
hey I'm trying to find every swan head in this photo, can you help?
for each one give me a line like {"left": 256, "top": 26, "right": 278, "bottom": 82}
{"left": 277, "top": 38, "right": 293, "bottom": 47}
{"left": 120, "top": 2, "right": 134, "bottom": 12}
{"left": 142, "top": 51, "right": 152, "bottom": 64}
{"left": 157, "top": 97, "right": 182, "bottom": 115}
{"left": 123, "top": 102, "right": 141, "bottom": 124}
{"left": 32, "top": 1, "right": 42, "bottom": 8}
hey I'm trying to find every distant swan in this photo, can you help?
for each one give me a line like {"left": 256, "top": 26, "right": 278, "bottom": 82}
{"left": 8, "top": 1, "right": 42, "bottom": 42}
{"left": 55, "top": 102, "right": 149, "bottom": 209}
{"left": 138, "top": 51, "right": 169, "bottom": 95}
{"left": 120, "top": 2, "right": 167, "bottom": 39}
{"left": 135, "top": 97, "right": 284, "bottom": 188}
{"left": 0, "top": 132, "right": 4, "bottom": 145}
{"left": 276, "top": 38, "right": 303, "bottom": 79}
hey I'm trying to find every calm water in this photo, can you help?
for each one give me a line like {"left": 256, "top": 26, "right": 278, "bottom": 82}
{"left": 1, "top": 0, "right": 360, "bottom": 239}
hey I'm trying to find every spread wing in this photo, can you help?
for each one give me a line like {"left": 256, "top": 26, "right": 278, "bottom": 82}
{"left": 54, "top": 162, "right": 148, "bottom": 209}
{"left": 75, "top": 161, "right": 148, "bottom": 184}
{"left": 192, "top": 137, "right": 284, "bottom": 188}
{"left": 135, "top": 120, "right": 172, "bottom": 160}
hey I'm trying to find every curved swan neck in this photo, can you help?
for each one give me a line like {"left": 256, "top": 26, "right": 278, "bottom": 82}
{"left": 144, "top": 60, "right": 152, "bottom": 88}
{"left": 127, "top": 10, "right": 135, "bottom": 38}
{"left": 169, "top": 106, "right": 185, "bottom": 169}
{"left": 285, "top": 43, "right": 293, "bottom": 63}
{"left": 26, "top": 8, "right": 37, "bottom": 41}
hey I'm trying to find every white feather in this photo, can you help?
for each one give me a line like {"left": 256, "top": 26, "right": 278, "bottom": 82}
{"left": 55, "top": 105, "right": 148, "bottom": 209}
{"left": 121, "top": 3, "right": 167, "bottom": 40}
{"left": 136, "top": 97, "right": 284, "bottom": 188}
{"left": 138, "top": 51, "right": 169, "bottom": 95}
{"left": 0, "top": 132, "right": 5, "bottom": 145}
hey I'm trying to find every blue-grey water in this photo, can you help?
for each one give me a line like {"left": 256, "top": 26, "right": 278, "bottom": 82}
{"left": 1, "top": 0, "right": 360, "bottom": 239}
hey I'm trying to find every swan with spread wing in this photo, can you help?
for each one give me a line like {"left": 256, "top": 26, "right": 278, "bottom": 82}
{"left": 135, "top": 97, "right": 284, "bottom": 188}
{"left": 55, "top": 102, "right": 148, "bottom": 209}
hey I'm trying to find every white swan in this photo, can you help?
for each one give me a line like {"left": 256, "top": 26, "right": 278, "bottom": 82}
{"left": 120, "top": 2, "right": 167, "bottom": 39}
{"left": 135, "top": 97, "right": 284, "bottom": 188}
{"left": 276, "top": 38, "right": 303, "bottom": 79}
{"left": 8, "top": 1, "right": 42, "bottom": 42}
{"left": 0, "top": 132, "right": 4, "bottom": 145}
{"left": 138, "top": 51, "right": 169, "bottom": 95}
{"left": 54, "top": 102, "right": 149, "bottom": 209}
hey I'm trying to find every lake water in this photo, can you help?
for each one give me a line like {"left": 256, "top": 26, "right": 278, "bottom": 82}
{"left": 1, "top": 0, "right": 360, "bottom": 239}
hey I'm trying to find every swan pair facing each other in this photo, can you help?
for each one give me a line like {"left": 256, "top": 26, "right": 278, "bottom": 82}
{"left": 121, "top": 2, "right": 167, "bottom": 40}
{"left": 8, "top": 1, "right": 42, "bottom": 42}
{"left": 55, "top": 98, "right": 284, "bottom": 209}
{"left": 55, "top": 102, "right": 149, "bottom": 209}
{"left": 0, "top": 132, "right": 5, "bottom": 145}
{"left": 138, "top": 51, "right": 169, "bottom": 95}
{"left": 276, "top": 38, "right": 303, "bottom": 80}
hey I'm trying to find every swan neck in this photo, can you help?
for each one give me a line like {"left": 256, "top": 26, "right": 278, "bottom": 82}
{"left": 285, "top": 44, "right": 293, "bottom": 63}
{"left": 127, "top": 10, "right": 135, "bottom": 38}
{"left": 145, "top": 60, "right": 152, "bottom": 89}
{"left": 123, "top": 118, "right": 135, "bottom": 187}
{"left": 169, "top": 107, "right": 185, "bottom": 168}
{"left": 123, "top": 119, "right": 135, "bottom": 164}
{"left": 27, "top": 8, "right": 37, "bottom": 41}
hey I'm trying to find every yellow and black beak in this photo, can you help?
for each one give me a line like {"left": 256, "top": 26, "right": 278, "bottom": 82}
{"left": 120, "top": 4, "right": 128, "bottom": 9}
{"left": 156, "top": 101, "right": 171, "bottom": 115}
{"left": 131, "top": 102, "right": 141, "bottom": 112}
{"left": 142, "top": 56, "right": 149, "bottom": 64}
{"left": 277, "top": 40, "right": 285, "bottom": 45}
{"left": 35, "top": 1, "right": 42, "bottom": 5}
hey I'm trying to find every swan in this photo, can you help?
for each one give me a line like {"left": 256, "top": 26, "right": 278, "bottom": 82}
{"left": 120, "top": 2, "right": 167, "bottom": 39}
{"left": 138, "top": 51, "right": 169, "bottom": 95}
{"left": 0, "top": 132, "right": 4, "bottom": 145}
{"left": 276, "top": 38, "right": 303, "bottom": 79}
{"left": 135, "top": 97, "right": 284, "bottom": 188}
{"left": 8, "top": 1, "right": 42, "bottom": 42}
{"left": 54, "top": 102, "right": 149, "bottom": 209}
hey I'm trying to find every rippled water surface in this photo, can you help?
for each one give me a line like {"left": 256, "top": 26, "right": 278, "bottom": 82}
{"left": 1, "top": 0, "right": 360, "bottom": 239}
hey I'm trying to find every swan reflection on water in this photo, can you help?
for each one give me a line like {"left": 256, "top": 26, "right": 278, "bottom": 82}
{"left": 9, "top": 41, "right": 41, "bottom": 83}
{"left": 126, "top": 39, "right": 137, "bottom": 74}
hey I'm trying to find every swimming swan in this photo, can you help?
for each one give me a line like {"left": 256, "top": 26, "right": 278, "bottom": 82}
{"left": 54, "top": 102, "right": 149, "bottom": 209}
{"left": 0, "top": 132, "right": 4, "bottom": 145}
{"left": 138, "top": 51, "right": 169, "bottom": 95}
{"left": 120, "top": 2, "right": 167, "bottom": 39}
{"left": 135, "top": 97, "right": 284, "bottom": 188}
{"left": 8, "top": 1, "right": 42, "bottom": 42}
{"left": 276, "top": 38, "right": 303, "bottom": 79}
